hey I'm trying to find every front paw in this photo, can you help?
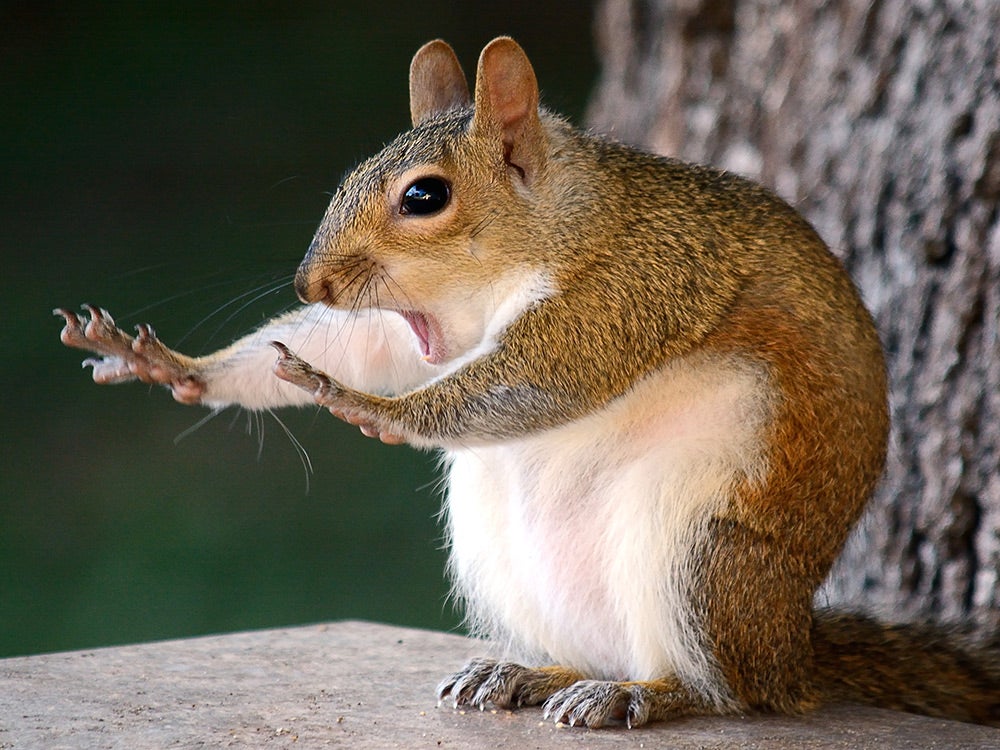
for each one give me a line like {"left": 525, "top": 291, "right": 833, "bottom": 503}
{"left": 270, "top": 341, "right": 344, "bottom": 402}
{"left": 270, "top": 342, "right": 405, "bottom": 444}
{"left": 437, "top": 658, "right": 583, "bottom": 711}
{"left": 55, "top": 305, "right": 204, "bottom": 404}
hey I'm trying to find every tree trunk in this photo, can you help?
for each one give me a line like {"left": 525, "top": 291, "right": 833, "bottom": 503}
{"left": 588, "top": 0, "right": 1000, "bottom": 629}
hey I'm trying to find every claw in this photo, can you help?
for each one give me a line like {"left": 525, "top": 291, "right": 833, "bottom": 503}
{"left": 271, "top": 340, "right": 340, "bottom": 398}
{"left": 82, "top": 304, "right": 126, "bottom": 344}
{"left": 270, "top": 340, "right": 293, "bottom": 359}
{"left": 55, "top": 307, "right": 85, "bottom": 347}
{"left": 53, "top": 307, "right": 81, "bottom": 325}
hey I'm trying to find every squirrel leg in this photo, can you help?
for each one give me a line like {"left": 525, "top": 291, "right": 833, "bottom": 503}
{"left": 58, "top": 304, "right": 429, "bottom": 412}
{"left": 55, "top": 305, "right": 204, "bottom": 403}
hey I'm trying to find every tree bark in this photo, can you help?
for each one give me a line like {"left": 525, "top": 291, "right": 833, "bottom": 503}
{"left": 588, "top": 0, "right": 1000, "bottom": 629}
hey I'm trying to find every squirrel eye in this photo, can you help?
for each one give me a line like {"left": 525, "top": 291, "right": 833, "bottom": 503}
{"left": 400, "top": 177, "right": 450, "bottom": 216}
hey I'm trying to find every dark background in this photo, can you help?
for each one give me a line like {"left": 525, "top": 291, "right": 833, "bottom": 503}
{"left": 1, "top": 3, "right": 597, "bottom": 657}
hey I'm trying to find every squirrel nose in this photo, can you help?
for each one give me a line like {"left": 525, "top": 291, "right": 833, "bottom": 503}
{"left": 294, "top": 262, "right": 329, "bottom": 305}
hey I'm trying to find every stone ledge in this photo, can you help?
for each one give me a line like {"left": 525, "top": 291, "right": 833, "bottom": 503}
{"left": 1, "top": 620, "right": 997, "bottom": 749}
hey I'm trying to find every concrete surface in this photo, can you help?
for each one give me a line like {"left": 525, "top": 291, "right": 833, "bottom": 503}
{"left": 1, "top": 620, "right": 997, "bottom": 749}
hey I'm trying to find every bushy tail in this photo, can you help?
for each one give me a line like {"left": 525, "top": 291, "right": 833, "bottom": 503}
{"left": 811, "top": 610, "right": 1000, "bottom": 726}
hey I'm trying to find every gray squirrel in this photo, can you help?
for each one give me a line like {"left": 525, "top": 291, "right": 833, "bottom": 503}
{"left": 56, "top": 37, "right": 1000, "bottom": 727}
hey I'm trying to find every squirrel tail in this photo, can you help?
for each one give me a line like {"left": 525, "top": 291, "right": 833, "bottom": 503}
{"left": 810, "top": 609, "right": 1000, "bottom": 726}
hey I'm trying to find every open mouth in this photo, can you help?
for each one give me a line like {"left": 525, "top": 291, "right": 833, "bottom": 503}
{"left": 397, "top": 310, "right": 446, "bottom": 365}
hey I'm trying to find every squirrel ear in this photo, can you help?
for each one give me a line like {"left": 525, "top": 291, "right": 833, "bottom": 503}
{"left": 472, "top": 37, "right": 545, "bottom": 183}
{"left": 409, "top": 40, "right": 471, "bottom": 127}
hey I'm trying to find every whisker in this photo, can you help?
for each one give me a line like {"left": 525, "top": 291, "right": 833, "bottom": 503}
{"left": 377, "top": 272, "right": 421, "bottom": 391}
{"left": 173, "top": 407, "right": 228, "bottom": 444}
{"left": 255, "top": 410, "right": 266, "bottom": 461}
{"left": 378, "top": 270, "right": 409, "bottom": 309}
{"left": 197, "top": 278, "right": 296, "bottom": 349}
{"left": 470, "top": 208, "right": 502, "bottom": 238}
{"left": 330, "top": 262, "right": 374, "bottom": 307}
{"left": 127, "top": 277, "right": 249, "bottom": 319}
{"left": 226, "top": 408, "right": 244, "bottom": 432}
{"left": 372, "top": 281, "right": 405, "bottom": 389}
{"left": 111, "top": 262, "right": 175, "bottom": 280}
{"left": 268, "top": 409, "right": 314, "bottom": 494}
{"left": 326, "top": 294, "right": 366, "bottom": 380}
{"left": 176, "top": 275, "right": 295, "bottom": 348}
{"left": 269, "top": 175, "right": 302, "bottom": 190}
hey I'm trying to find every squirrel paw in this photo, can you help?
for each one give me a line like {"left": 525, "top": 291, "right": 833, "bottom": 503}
{"left": 542, "top": 677, "right": 713, "bottom": 728}
{"left": 271, "top": 341, "right": 406, "bottom": 444}
{"left": 54, "top": 305, "right": 204, "bottom": 403}
{"left": 437, "top": 658, "right": 583, "bottom": 711}
{"left": 542, "top": 680, "right": 651, "bottom": 728}
{"left": 270, "top": 341, "right": 344, "bottom": 401}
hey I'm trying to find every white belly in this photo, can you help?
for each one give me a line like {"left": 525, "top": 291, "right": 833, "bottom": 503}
{"left": 441, "top": 352, "right": 772, "bottom": 699}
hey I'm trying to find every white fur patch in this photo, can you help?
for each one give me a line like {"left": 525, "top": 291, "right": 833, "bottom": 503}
{"left": 200, "top": 303, "right": 437, "bottom": 410}
{"left": 432, "top": 269, "right": 556, "bottom": 379}
{"left": 442, "top": 352, "right": 772, "bottom": 705}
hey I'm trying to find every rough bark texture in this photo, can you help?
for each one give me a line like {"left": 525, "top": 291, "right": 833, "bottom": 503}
{"left": 588, "top": 0, "right": 1000, "bottom": 629}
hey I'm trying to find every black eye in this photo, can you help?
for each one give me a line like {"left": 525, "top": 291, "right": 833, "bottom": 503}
{"left": 400, "top": 177, "right": 450, "bottom": 216}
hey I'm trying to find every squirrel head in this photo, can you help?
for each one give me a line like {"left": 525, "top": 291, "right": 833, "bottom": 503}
{"left": 295, "top": 37, "right": 555, "bottom": 365}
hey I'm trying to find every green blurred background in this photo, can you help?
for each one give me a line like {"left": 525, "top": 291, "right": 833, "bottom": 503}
{"left": 1, "top": 2, "right": 597, "bottom": 657}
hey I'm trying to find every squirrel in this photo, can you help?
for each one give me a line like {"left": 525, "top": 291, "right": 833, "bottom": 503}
{"left": 55, "top": 37, "right": 1000, "bottom": 728}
